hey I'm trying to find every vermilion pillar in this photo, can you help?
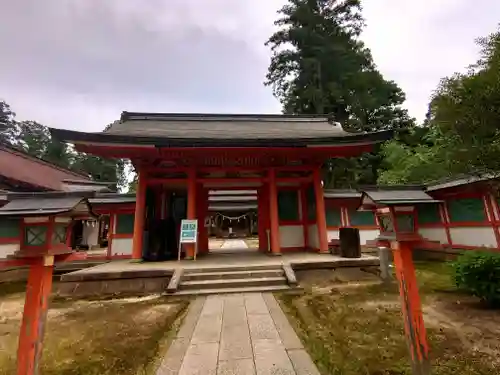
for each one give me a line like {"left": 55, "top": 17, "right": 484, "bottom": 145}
{"left": 268, "top": 169, "right": 281, "bottom": 255}
{"left": 313, "top": 168, "right": 329, "bottom": 253}
{"left": 197, "top": 186, "right": 209, "bottom": 254}
{"left": 132, "top": 170, "right": 146, "bottom": 259}
{"left": 17, "top": 257, "right": 54, "bottom": 375}
{"left": 300, "top": 184, "right": 309, "bottom": 250}
{"left": 186, "top": 169, "right": 197, "bottom": 259}
{"left": 258, "top": 185, "right": 269, "bottom": 252}
{"left": 391, "top": 241, "right": 431, "bottom": 375}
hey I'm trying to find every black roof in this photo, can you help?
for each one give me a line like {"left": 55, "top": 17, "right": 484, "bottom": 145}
{"left": 50, "top": 112, "right": 394, "bottom": 148}
{"left": 0, "top": 196, "right": 89, "bottom": 216}
{"left": 360, "top": 186, "right": 442, "bottom": 205}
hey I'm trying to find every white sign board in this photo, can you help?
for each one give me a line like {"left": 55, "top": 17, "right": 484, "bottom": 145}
{"left": 180, "top": 219, "right": 198, "bottom": 244}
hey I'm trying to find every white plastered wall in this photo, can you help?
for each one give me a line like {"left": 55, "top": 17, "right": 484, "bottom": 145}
{"left": 307, "top": 224, "right": 319, "bottom": 249}
{"left": 359, "top": 229, "right": 379, "bottom": 245}
{"left": 327, "top": 228, "right": 378, "bottom": 245}
{"left": 450, "top": 227, "right": 497, "bottom": 248}
{"left": 0, "top": 243, "right": 20, "bottom": 259}
{"left": 110, "top": 238, "right": 133, "bottom": 256}
{"left": 418, "top": 228, "right": 449, "bottom": 244}
{"left": 279, "top": 225, "right": 304, "bottom": 248}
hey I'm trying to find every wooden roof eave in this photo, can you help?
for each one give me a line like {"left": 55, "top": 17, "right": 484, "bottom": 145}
{"left": 49, "top": 128, "right": 394, "bottom": 148}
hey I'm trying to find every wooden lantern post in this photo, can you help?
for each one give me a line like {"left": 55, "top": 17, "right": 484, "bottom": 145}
{"left": 0, "top": 194, "right": 95, "bottom": 375}
{"left": 15, "top": 215, "right": 85, "bottom": 375}
{"left": 375, "top": 206, "right": 430, "bottom": 375}
{"left": 358, "top": 188, "right": 439, "bottom": 375}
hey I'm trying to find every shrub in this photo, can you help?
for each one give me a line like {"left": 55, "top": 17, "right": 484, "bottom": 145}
{"left": 452, "top": 250, "right": 500, "bottom": 307}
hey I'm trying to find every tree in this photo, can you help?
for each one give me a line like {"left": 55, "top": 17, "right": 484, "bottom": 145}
{"left": 265, "top": 0, "right": 414, "bottom": 187}
{"left": 0, "top": 100, "right": 18, "bottom": 145}
{"left": 0, "top": 101, "right": 129, "bottom": 191}
{"left": 378, "top": 27, "right": 500, "bottom": 184}
{"left": 17, "top": 121, "right": 50, "bottom": 158}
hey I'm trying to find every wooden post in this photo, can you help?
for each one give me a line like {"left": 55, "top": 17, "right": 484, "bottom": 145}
{"left": 17, "top": 257, "right": 54, "bottom": 375}
{"left": 197, "top": 187, "right": 209, "bottom": 254}
{"left": 258, "top": 185, "right": 268, "bottom": 252}
{"left": 313, "top": 169, "right": 329, "bottom": 253}
{"left": 107, "top": 214, "right": 114, "bottom": 259}
{"left": 186, "top": 169, "right": 197, "bottom": 259}
{"left": 300, "top": 184, "right": 309, "bottom": 250}
{"left": 269, "top": 169, "right": 281, "bottom": 255}
{"left": 391, "top": 241, "right": 430, "bottom": 375}
{"left": 132, "top": 170, "right": 146, "bottom": 260}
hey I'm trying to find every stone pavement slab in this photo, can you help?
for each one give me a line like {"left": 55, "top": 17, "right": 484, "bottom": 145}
{"left": 178, "top": 342, "right": 219, "bottom": 375}
{"left": 157, "top": 293, "right": 320, "bottom": 375}
{"left": 221, "top": 239, "right": 248, "bottom": 249}
{"left": 217, "top": 358, "right": 256, "bottom": 375}
{"left": 253, "top": 339, "right": 296, "bottom": 375}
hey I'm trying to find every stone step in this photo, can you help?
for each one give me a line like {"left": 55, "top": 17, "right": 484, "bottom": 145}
{"left": 183, "top": 264, "right": 281, "bottom": 273}
{"left": 173, "top": 284, "right": 293, "bottom": 296}
{"left": 179, "top": 276, "right": 287, "bottom": 291}
{"left": 183, "top": 269, "right": 284, "bottom": 281}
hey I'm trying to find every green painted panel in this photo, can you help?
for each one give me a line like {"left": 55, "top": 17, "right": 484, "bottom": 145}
{"left": 278, "top": 190, "right": 299, "bottom": 221}
{"left": 24, "top": 226, "right": 48, "bottom": 246}
{"left": 307, "top": 187, "right": 316, "bottom": 221}
{"left": 52, "top": 224, "right": 68, "bottom": 244}
{"left": 417, "top": 204, "right": 441, "bottom": 224}
{"left": 325, "top": 207, "right": 341, "bottom": 227}
{"left": 116, "top": 213, "right": 135, "bottom": 234}
{"left": 448, "top": 198, "right": 485, "bottom": 223}
{"left": 349, "top": 210, "right": 375, "bottom": 226}
{"left": 0, "top": 218, "right": 20, "bottom": 238}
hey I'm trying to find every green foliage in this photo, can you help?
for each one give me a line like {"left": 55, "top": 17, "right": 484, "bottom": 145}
{"left": 0, "top": 101, "right": 17, "bottom": 144}
{"left": 379, "top": 27, "right": 500, "bottom": 184}
{"left": 266, "top": 0, "right": 414, "bottom": 187}
{"left": 0, "top": 101, "right": 128, "bottom": 191}
{"left": 452, "top": 251, "right": 500, "bottom": 307}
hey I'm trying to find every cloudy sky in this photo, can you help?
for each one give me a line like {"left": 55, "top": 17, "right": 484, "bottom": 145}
{"left": 0, "top": 0, "right": 499, "bottom": 131}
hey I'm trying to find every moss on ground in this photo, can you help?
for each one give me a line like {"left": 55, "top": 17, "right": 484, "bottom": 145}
{"left": 278, "top": 262, "right": 499, "bottom": 375}
{"left": 0, "top": 294, "right": 188, "bottom": 375}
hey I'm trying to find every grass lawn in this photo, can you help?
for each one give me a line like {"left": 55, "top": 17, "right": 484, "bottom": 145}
{"left": 0, "top": 283, "right": 188, "bottom": 375}
{"left": 278, "top": 262, "right": 500, "bottom": 375}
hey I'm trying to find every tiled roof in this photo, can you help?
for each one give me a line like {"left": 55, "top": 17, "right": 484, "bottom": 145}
{"left": 0, "top": 196, "right": 87, "bottom": 216}
{"left": 0, "top": 144, "right": 91, "bottom": 191}
{"left": 107, "top": 113, "right": 356, "bottom": 140}
{"left": 50, "top": 112, "right": 394, "bottom": 147}
{"left": 323, "top": 189, "right": 361, "bottom": 198}
{"left": 361, "top": 186, "right": 441, "bottom": 205}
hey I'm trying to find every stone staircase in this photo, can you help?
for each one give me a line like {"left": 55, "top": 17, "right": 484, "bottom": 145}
{"left": 167, "top": 264, "right": 297, "bottom": 296}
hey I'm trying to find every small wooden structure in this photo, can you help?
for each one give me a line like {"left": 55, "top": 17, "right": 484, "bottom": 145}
{"left": 359, "top": 186, "right": 441, "bottom": 375}
{"left": 0, "top": 192, "right": 95, "bottom": 375}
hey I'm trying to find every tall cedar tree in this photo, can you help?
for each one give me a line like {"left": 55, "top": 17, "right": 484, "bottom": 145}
{"left": 265, "top": 0, "right": 414, "bottom": 187}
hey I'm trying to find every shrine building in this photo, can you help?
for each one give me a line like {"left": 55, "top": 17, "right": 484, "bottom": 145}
{"left": 50, "top": 112, "right": 392, "bottom": 260}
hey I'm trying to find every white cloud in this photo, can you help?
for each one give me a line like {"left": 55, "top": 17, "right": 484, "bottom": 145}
{"left": 0, "top": 0, "right": 498, "bottom": 130}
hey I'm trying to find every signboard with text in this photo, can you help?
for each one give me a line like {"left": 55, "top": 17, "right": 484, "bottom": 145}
{"left": 180, "top": 219, "right": 198, "bottom": 244}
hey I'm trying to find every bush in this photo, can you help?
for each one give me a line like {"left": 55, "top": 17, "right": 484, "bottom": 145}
{"left": 452, "top": 250, "right": 500, "bottom": 307}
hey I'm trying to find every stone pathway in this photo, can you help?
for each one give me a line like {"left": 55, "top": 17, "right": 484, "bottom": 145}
{"left": 157, "top": 293, "right": 320, "bottom": 375}
{"left": 220, "top": 239, "right": 248, "bottom": 249}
